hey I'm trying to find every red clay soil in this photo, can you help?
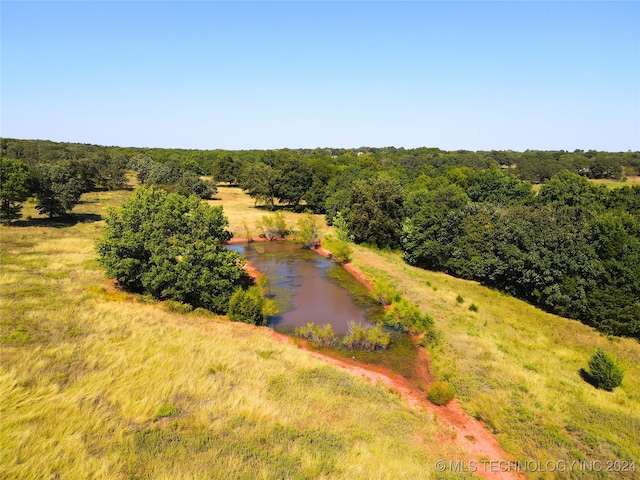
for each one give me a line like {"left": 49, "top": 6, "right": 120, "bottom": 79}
{"left": 242, "top": 259, "right": 263, "bottom": 281}
{"left": 269, "top": 330, "right": 523, "bottom": 480}
{"left": 315, "top": 246, "right": 374, "bottom": 290}
{"left": 237, "top": 237, "right": 524, "bottom": 479}
{"left": 227, "top": 236, "right": 287, "bottom": 244}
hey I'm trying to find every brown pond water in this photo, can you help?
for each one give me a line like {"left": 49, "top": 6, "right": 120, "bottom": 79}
{"left": 227, "top": 242, "right": 379, "bottom": 335}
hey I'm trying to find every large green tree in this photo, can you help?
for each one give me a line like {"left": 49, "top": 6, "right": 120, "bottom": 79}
{"left": 0, "top": 157, "right": 31, "bottom": 222}
{"left": 33, "top": 163, "right": 83, "bottom": 217}
{"left": 347, "top": 177, "right": 405, "bottom": 249}
{"left": 96, "top": 187, "right": 249, "bottom": 312}
{"left": 240, "top": 161, "right": 279, "bottom": 209}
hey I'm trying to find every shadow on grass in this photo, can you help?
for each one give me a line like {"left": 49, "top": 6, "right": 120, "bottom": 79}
{"left": 579, "top": 368, "right": 610, "bottom": 391}
{"left": 11, "top": 213, "right": 103, "bottom": 228}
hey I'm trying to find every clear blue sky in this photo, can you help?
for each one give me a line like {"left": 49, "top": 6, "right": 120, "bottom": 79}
{"left": 2, "top": 1, "right": 639, "bottom": 151}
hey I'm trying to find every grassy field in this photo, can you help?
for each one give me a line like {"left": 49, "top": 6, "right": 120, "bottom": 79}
{"left": 216, "top": 185, "right": 640, "bottom": 478}
{"left": 350, "top": 246, "right": 640, "bottom": 479}
{"left": 213, "top": 185, "right": 640, "bottom": 479}
{"left": 207, "top": 187, "right": 331, "bottom": 240}
{"left": 1, "top": 188, "right": 471, "bottom": 479}
{"left": 3, "top": 184, "right": 639, "bottom": 479}
{"left": 587, "top": 174, "right": 640, "bottom": 189}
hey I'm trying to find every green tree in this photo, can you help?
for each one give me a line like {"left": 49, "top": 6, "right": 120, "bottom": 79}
{"left": 175, "top": 171, "right": 217, "bottom": 199}
{"left": 211, "top": 154, "right": 243, "bottom": 185}
{"left": 538, "top": 170, "right": 605, "bottom": 209}
{"left": 347, "top": 177, "right": 404, "bottom": 249}
{"left": 0, "top": 158, "right": 31, "bottom": 222}
{"left": 276, "top": 157, "right": 313, "bottom": 210}
{"left": 585, "top": 349, "right": 624, "bottom": 391}
{"left": 240, "top": 162, "right": 279, "bottom": 209}
{"left": 332, "top": 211, "right": 350, "bottom": 242}
{"left": 295, "top": 213, "right": 321, "bottom": 249}
{"left": 96, "top": 186, "right": 248, "bottom": 312}
{"left": 33, "top": 163, "right": 83, "bottom": 217}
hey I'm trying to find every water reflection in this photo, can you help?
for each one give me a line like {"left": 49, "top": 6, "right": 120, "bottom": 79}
{"left": 228, "top": 242, "right": 374, "bottom": 334}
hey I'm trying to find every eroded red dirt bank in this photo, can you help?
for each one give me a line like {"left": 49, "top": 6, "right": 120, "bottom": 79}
{"left": 236, "top": 238, "right": 524, "bottom": 480}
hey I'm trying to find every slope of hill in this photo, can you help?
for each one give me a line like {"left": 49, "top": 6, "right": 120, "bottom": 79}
{"left": 2, "top": 184, "right": 638, "bottom": 479}
{"left": 1, "top": 188, "right": 473, "bottom": 479}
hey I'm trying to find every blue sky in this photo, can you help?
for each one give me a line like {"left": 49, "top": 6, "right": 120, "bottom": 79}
{"left": 2, "top": 1, "right": 639, "bottom": 151}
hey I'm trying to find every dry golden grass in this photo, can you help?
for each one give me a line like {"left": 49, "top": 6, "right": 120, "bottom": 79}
{"left": 588, "top": 175, "right": 640, "bottom": 189}
{"left": 208, "top": 186, "right": 331, "bottom": 239}
{"left": 0, "top": 188, "right": 469, "bottom": 479}
{"left": 348, "top": 245, "right": 640, "bottom": 479}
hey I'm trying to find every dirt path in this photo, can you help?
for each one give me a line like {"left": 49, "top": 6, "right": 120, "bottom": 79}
{"left": 269, "top": 330, "right": 523, "bottom": 480}
{"left": 235, "top": 237, "right": 524, "bottom": 479}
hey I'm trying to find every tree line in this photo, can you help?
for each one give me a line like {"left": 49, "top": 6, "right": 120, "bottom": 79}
{"left": 1, "top": 138, "right": 638, "bottom": 339}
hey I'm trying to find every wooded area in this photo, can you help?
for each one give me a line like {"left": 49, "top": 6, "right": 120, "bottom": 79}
{"left": 2, "top": 138, "right": 639, "bottom": 338}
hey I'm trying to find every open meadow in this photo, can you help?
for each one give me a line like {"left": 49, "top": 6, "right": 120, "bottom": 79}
{"left": 1, "top": 187, "right": 471, "bottom": 479}
{"left": 215, "top": 186, "right": 640, "bottom": 478}
{"left": 587, "top": 174, "right": 640, "bottom": 189}
{"left": 1, "top": 184, "right": 639, "bottom": 479}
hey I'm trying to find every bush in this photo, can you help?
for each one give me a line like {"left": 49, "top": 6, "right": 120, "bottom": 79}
{"left": 427, "top": 381, "right": 455, "bottom": 406}
{"left": 323, "top": 234, "right": 353, "bottom": 264}
{"left": 295, "top": 323, "right": 337, "bottom": 348}
{"left": 332, "top": 211, "right": 351, "bottom": 242}
{"left": 342, "top": 323, "right": 390, "bottom": 351}
{"left": 164, "top": 300, "right": 193, "bottom": 314}
{"left": 256, "top": 212, "right": 289, "bottom": 240}
{"left": 456, "top": 294, "right": 464, "bottom": 304}
{"left": 384, "top": 298, "right": 433, "bottom": 334}
{"left": 227, "top": 286, "right": 278, "bottom": 326}
{"left": 585, "top": 349, "right": 624, "bottom": 391}
{"left": 468, "top": 303, "right": 479, "bottom": 312}
{"left": 370, "top": 280, "right": 402, "bottom": 306}
{"left": 295, "top": 213, "right": 321, "bottom": 249}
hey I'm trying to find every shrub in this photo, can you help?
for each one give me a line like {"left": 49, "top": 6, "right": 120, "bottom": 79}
{"left": 274, "top": 212, "right": 289, "bottom": 238}
{"left": 427, "top": 381, "right": 455, "bottom": 406}
{"left": 370, "top": 280, "right": 402, "bottom": 306}
{"left": 468, "top": 303, "right": 479, "bottom": 312}
{"left": 384, "top": 298, "right": 434, "bottom": 334}
{"left": 243, "top": 220, "right": 253, "bottom": 242}
{"left": 164, "top": 300, "right": 194, "bottom": 314}
{"left": 342, "top": 323, "right": 390, "bottom": 351}
{"left": 295, "top": 323, "right": 337, "bottom": 348}
{"left": 227, "top": 286, "right": 278, "bottom": 326}
{"left": 256, "top": 215, "right": 278, "bottom": 240}
{"left": 323, "top": 234, "right": 353, "bottom": 264}
{"left": 585, "top": 349, "right": 624, "bottom": 391}
{"left": 456, "top": 294, "right": 464, "bottom": 304}
{"left": 295, "top": 213, "right": 321, "bottom": 249}
{"left": 332, "top": 211, "right": 351, "bottom": 242}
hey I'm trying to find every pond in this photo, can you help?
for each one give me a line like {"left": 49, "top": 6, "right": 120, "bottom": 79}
{"left": 227, "top": 241, "right": 382, "bottom": 335}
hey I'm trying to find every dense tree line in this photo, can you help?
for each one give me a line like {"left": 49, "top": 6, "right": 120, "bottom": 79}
{"left": 2, "top": 137, "right": 639, "bottom": 338}
{"left": 0, "top": 139, "right": 128, "bottom": 220}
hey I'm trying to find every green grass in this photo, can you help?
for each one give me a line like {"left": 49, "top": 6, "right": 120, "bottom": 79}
{"left": 349, "top": 245, "right": 640, "bottom": 479}
{"left": 5, "top": 183, "right": 639, "bottom": 479}
{"left": 0, "top": 188, "right": 470, "bottom": 479}
{"left": 214, "top": 186, "right": 640, "bottom": 479}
